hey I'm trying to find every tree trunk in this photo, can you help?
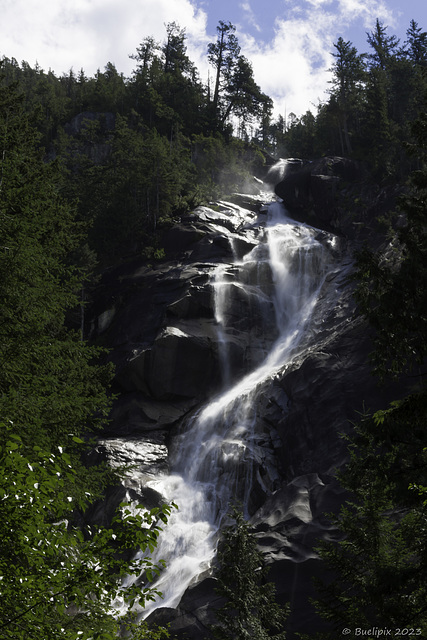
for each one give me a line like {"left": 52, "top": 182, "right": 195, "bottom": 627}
{"left": 212, "top": 32, "right": 225, "bottom": 114}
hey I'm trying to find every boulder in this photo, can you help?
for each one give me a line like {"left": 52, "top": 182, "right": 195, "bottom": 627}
{"left": 162, "top": 225, "right": 206, "bottom": 256}
{"left": 108, "top": 391, "right": 197, "bottom": 435}
{"left": 274, "top": 156, "right": 362, "bottom": 231}
{"left": 274, "top": 161, "right": 312, "bottom": 211}
{"left": 147, "top": 578, "right": 223, "bottom": 639}
{"left": 264, "top": 158, "right": 304, "bottom": 186}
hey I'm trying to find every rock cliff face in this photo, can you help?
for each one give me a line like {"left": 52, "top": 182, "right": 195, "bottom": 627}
{"left": 89, "top": 160, "right": 405, "bottom": 638}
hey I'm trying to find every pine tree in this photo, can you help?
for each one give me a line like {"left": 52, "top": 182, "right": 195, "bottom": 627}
{"left": 207, "top": 21, "right": 241, "bottom": 122}
{"left": 0, "top": 63, "right": 175, "bottom": 640}
{"left": 366, "top": 19, "right": 400, "bottom": 72}
{"left": 404, "top": 20, "right": 427, "bottom": 66}
{"left": 354, "top": 94, "right": 427, "bottom": 377}
{"left": 211, "top": 507, "right": 288, "bottom": 640}
{"left": 0, "top": 67, "right": 112, "bottom": 470}
{"left": 312, "top": 399, "right": 427, "bottom": 638}
{"left": 310, "top": 92, "right": 427, "bottom": 639}
{"left": 328, "top": 37, "right": 366, "bottom": 155}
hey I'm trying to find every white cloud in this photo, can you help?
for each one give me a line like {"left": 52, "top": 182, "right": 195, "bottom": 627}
{"left": 337, "top": 0, "right": 396, "bottom": 28}
{"left": 242, "top": 3, "right": 338, "bottom": 119}
{"left": 246, "top": 19, "right": 332, "bottom": 119}
{"left": 240, "top": 0, "right": 400, "bottom": 119}
{"left": 0, "top": 0, "right": 208, "bottom": 76}
{"left": 239, "top": 2, "right": 262, "bottom": 32}
{"left": 0, "top": 0, "right": 402, "bottom": 120}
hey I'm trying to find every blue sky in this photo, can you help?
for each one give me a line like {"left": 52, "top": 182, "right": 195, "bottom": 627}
{"left": 1, "top": 0, "right": 426, "bottom": 118}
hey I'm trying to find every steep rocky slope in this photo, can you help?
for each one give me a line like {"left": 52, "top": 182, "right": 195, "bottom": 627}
{"left": 88, "top": 159, "right": 406, "bottom": 638}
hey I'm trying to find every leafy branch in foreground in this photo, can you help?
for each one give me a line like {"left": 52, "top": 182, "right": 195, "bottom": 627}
{"left": 0, "top": 424, "right": 174, "bottom": 639}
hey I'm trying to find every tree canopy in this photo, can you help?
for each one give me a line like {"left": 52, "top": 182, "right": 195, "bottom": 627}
{"left": 2, "top": 13, "right": 427, "bottom": 639}
{"left": 307, "top": 84, "right": 427, "bottom": 639}
{"left": 272, "top": 18, "right": 427, "bottom": 177}
{"left": 0, "top": 426, "right": 174, "bottom": 639}
{"left": 0, "top": 64, "right": 173, "bottom": 639}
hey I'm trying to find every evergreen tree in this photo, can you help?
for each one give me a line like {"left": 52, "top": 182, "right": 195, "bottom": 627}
{"left": 354, "top": 96, "right": 427, "bottom": 377}
{"left": 283, "top": 111, "right": 317, "bottom": 158}
{"left": 362, "top": 19, "right": 413, "bottom": 174}
{"left": 328, "top": 37, "right": 366, "bottom": 155}
{"left": 404, "top": 20, "right": 427, "bottom": 66}
{"left": 0, "top": 68, "right": 111, "bottom": 462}
{"left": 207, "top": 21, "right": 241, "bottom": 123}
{"left": 310, "top": 88, "right": 427, "bottom": 639}
{"left": 131, "top": 36, "right": 161, "bottom": 79}
{"left": 311, "top": 396, "right": 427, "bottom": 638}
{"left": 83, "top": 114, "right": 192, "bottom": 263}
{"left": 211, "top": 507, "right": 288, "bottom": 640}
{"left": 366, "top": 19, "right": 400, "bottom": 72}
{"left": 0, "top": 64, "right": 175, "bottom": 640}
{"left": 361, "top": 65, "right": 393, "bottom": 174}
{"left": 207, "top": 22, "right": 268, "bottom": 133}
{"left": 91, "top": 62, "right": 127, "bottom": 113}
{"left": 163, "top": 22, "right": 192, "bottom": 76}
{"left": 220, "top": 55, "right": 271, "bottom": 129}
{"left": 402, "top": 22, "right": 427, "bottom": 126}
{"left": 159, "top": 22, "right": 205, "bottom": 135}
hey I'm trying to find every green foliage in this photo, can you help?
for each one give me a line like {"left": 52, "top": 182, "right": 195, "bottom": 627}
{"left": 328, "top": 37, "right": 367, "bottom": 155}
{"left": 366, "top": 18, "right": 400, "bottom": 71}
{"left": 71, "top": 113, "right": 194, "bottom": 263}
{"left": 311, "top": 396, "right": 427, "bottom": 638}
{"left": 311, "top": 79, "right": 427, "bottom": 640}
{"left": 130, "top": 621, "right": 171, "bottom": 639}
{"left": 0, "top": 20, "right": 274, "bottom": 271}
{"left": 281, "top": 111, "right": 318, "bottom": 158}
{"left": 353, "top": 97, "right": 427, "bottom": 378}
{"left": 206, "top": 21, "right": 270, "bottom": 133}
{"left": 129, "top": 24, "right": 204, "bottom": 137}
{"left": 207, "top": 21, "right": 241, "bottom": 120}
{"left": 211, "top": 507, "right": 288, "bottom": 640}
{"left": 0, "top": 65, "right": 172, "bottom": 640}
{"left": 405, "top": 20, "right": 427, "bottom": 65}
{"left": 0, "top": 68, "right": 113, "bottom": 488}
{"left": 264, "top": 18, "right": 427, "bottom": 175}
{"left": 0, "top": 424, "right": 173, "bottom": 639}
{"left": 362, "top": 66, "right": 394, "bottom": 175}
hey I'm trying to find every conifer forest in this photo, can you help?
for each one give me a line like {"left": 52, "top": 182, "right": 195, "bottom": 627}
{"left": 1, "top": 17, "right": 427, "bottom": 640}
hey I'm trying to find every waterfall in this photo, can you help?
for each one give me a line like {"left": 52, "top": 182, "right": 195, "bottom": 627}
{"left": 212, "top": 263, "right": 234, "bottom": 387}
{"left": 129, "top": 199, "right": 340, "bottom": 617}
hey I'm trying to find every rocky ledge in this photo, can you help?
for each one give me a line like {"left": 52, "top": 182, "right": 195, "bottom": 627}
{"left": 87, "top": 162, "right": 408, "bottom": 638}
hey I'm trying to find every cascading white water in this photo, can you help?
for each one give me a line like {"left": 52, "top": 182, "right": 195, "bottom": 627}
{"left": 132, "top": 199, "right": 340, "bottom": 617}
{"left": 212, "top": 263, "right": 234, "bottom": 388}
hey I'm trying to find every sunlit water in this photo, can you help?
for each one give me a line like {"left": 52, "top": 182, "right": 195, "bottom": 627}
{"left": 121, "top": 200, "right": 341, "bottom": 617}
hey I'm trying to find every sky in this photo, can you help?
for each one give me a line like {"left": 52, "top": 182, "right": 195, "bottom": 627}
{"left": 1, "top": 0, "right": 426, "bottom": 119}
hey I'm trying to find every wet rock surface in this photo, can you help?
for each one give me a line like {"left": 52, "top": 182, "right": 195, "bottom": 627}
{"left": 91, "top": 199, "right": 269, "bottom": 437}
{"left": 88, "top": 168, "right": 409, "bottom": 638}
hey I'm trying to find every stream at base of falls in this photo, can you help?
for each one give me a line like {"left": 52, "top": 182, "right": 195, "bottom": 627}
{"left": 116, "top": 197, "right": 344, "bottom": 618}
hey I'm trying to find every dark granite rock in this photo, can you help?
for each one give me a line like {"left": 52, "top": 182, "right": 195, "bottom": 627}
{"left": 274, "top": 156, "right": 362, "bottom": 232}
{"left": 147, "top": 578, "right": 223, "bottom": 639}
{"left": 87, "top": 188, "right": 411, "bottom": 639}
